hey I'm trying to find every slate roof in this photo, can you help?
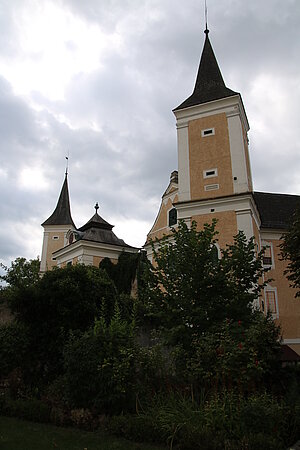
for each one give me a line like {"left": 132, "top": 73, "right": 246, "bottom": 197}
{"left": 174, "top": 30, "right": 238, "bottom": 111}
{"left": 42, "top": 174, "right": 75, "bottom": 227}
{"left": 77, "top": 208, "right": 133, "bottom": 248}
{"left": 253, "top": 191, "right": 300, "bottom": 230}
{"left": 281, "top": 344, "right": 300, "bottom": 362}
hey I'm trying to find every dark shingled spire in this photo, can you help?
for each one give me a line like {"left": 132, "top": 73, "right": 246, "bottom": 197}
{"left": 42, "top": 174, "right": 75, "bottom": 227}
{"left": 77, "top": 205, "right": 132, "bottom": 247}
{"left": 174, "top": 30, "right": 238, "bottom": 111}
{"left": 78, "top": 205, "right": 113, "bottom": 232}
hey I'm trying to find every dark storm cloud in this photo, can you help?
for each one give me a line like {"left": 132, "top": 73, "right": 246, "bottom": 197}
{"left": 0, "top": 0, "right": 299, "bottom": 267}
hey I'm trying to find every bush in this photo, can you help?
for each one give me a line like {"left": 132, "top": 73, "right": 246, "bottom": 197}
{"left": 63, "top": 307, "right": 137, "bottom": 414}
{"left": 0, "top": 397, "right": 51, "bottom": 423}
{"left": 0, "top": 322, "right": 30, "bottom": 378}
{"left": 107, "top": 391, "right": 297, "bottom": 450}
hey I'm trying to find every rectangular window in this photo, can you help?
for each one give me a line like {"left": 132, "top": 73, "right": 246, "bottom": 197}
{"left": 266, "top": 290, "right": 277, "bottom": 314}
{"left": 262, "top": 243, "right": 273, "bottom": 267}
{"left": 203, "top": 168, "right": 218, "bottom": 179}
{"left": 52, "top": 236, "right": 59, "bottom": 240}
{"left": 205, "top": 184, "right": 219, "bottom": 191}
{"left": 201, "top": 128, "right": 215, "bottom": 137}
{"left": 168, "top": 208, "right": 177, "bottom": 227}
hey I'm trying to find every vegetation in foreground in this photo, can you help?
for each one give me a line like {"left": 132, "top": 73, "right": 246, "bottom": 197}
{"left": 0, "top": 415, "right": 165, "bottom": 450}
{"left": 0, "top": 220, "right": 300, "bottom": 449}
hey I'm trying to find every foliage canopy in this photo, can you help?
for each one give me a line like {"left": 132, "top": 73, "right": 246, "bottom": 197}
{"left": 144, "top": 220, "right": 270, "bottom": 350}
{"left": 280, "top": 209, "right": 300, "bottom": 297}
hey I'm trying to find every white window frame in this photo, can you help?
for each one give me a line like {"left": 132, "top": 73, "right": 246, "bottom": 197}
{"left": 204, "top": 184, "right": 219, "bottom": 192}
{"left": 261, "top": 241, "right": 275, "bottom": 269}
{"left": 203, "top": 168, "right": 218, "bottom": 179}
{"left": 201, "top": 127, "right": 215, "bottom": 137}
{"left": 52, "top": 236, "right": 59, "bottom": 240}
{"left": 167, "top": 206, "right": 177, "bottom": 228}
{"left": 264, "top": 286, "right": 279, "bottom": 319}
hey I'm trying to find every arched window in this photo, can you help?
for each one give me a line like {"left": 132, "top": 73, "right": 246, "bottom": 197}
{"left": 168, "top": 208, "right": 177, "bottom": 227}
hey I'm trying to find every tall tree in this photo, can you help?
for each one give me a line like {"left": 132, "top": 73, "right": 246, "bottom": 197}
{"left": 0, "top": 257, "right": 40, "bottom": 290}
{"left": 144, "top": 220, "right": 269, "bottom": 351}
{"left": 280, "top": 209, "right": 300, "bottom": 297}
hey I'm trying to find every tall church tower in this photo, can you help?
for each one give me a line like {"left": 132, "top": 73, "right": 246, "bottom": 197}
{"left": 173, "top": 28, "right": 257, "bottom": 247}
{"left": 146, "top": 28, "right": 258, "bottom": 252}
{"left": 40, "top": 174, "right": 75, "bottom": 272}
{"left": 146, "top": 26, "right": 300, "bottom": 358}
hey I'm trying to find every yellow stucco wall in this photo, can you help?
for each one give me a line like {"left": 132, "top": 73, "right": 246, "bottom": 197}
{"left": 188, "top": 113, "right": 234, "bottom": 201}
{"left": 93, "top": 256, "right": 118, "bottom": 267}
{"left": 147, "top": 195, "right": 178, "bottom": 243}
{"left": 266, "top": 239, "right": 300, "bottom": 341}
{"left": 46, "top": 232, "right": 66, "bottom": 270}
{"left": 191, "top": 211, "right": 238, "bottom": 249}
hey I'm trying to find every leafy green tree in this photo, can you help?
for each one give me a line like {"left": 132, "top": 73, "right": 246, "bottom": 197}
{"left": 280, "top": 209, "right": 300, "bottom": 297}
{"left": 188, "top": 313, "right": 281, "bottom": 390}
{"left": 0, "top": 257, "right": 40, "bottom": 290}
{"left": 0, "top": 321, "right": 30, "bottom": 378}
{"left": 100, "top": 252, "right": 140, "bottom": 295}
{"left": 7, "top": 264, "right": 117, "bottom": 385}
{"left": 63, "top": 303, "right": 136, "bottom": 413}
{"left": 144, "top": 220, "right": 269, "bottom": 354}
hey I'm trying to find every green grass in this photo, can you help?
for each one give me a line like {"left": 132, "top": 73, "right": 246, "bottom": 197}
{"left": 0, "top": 416, "right": 165, "bottom": 450}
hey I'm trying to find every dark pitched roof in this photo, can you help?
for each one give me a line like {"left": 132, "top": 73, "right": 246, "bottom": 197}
{"left": 78, "top": 211, "right": 113, "bottom": 232}
{"left": 77, "top": 208, "right": 133, "bottom": 248}
{"left": 42, "top": 174, "right": 75, "bottom": 227}
{"left": 253, "top": 191, "right": 300, "bottom": 230}
{"left": 281, "top": 344, "right": 300, "bottom": 362}
{"left": 174, "top": 30, "right": 238, "bottom": 111}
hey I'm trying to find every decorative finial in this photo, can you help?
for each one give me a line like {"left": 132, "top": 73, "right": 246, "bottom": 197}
{"left": 65, "top": 150, "right": 69, "bottom": 176}
{"left": 95, "top": 202, "right": 99, "bottom": 213}
{"left": 204, "top": 0, "right": 209, "bottom": 35}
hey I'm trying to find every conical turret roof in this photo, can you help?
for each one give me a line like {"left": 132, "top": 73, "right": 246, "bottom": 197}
{"left": 42, "top": 174, "right": 75, "bottom": 227}
{"left": 174, "top": 30, "right": 238, "bottom": 111}
{"left": 77, "top": 204, "right": 132, "bottom": 247}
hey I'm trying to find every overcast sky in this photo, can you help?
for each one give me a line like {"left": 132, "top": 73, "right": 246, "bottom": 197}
{"left": 0, "top": 0, "right": 300, "bottom": 268}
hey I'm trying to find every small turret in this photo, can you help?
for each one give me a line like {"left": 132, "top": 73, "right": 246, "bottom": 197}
{"left": 40, "top": 174, "right": 76, "bottom": 272}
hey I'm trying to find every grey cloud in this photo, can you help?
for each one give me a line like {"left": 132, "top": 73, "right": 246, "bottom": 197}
{"left": 0, "top": 0, "right": 300, "bottom": 268}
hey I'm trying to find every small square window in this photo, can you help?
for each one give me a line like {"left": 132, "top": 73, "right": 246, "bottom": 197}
{"left": 203, "top": 168, "right": 218, "bottom": 179}
{"left": 201, "top": 128, "right": 215, "bottom": 137}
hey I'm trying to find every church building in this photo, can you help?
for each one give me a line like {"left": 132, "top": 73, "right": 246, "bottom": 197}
{"left": 40, "top": 174, "right": 138, "bottom": 273}
{"left": 40, "top": 27, "right": 300, "bottom": 358}
{"left": 145, "top": 28, "right": 300, "bottom": 357}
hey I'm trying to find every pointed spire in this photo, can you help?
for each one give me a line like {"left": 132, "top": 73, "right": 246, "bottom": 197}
{"left": 174, "top": 30, "right": 238, "bottom": 111}
{"left": 42, "top": 174, "right": 75, "bottom": 227}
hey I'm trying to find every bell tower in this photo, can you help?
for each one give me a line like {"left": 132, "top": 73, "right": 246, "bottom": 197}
{"left": 40, "top": 173, "right": 75, "bottom": 272}
{"left": 173, "top": 28, "right": 252, "bottom": 204}
{"left": 173, "top": 28, "right": 256, "bottom": 245}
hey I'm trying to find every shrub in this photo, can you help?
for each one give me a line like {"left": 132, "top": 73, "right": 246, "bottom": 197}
{"left": 0, "top": 397, "right": 51, "bottom": 423}
{"left": 63, "top": 306, "right": 137, "bottom": 414}
{"left": 0, "top": 322, "right": 30, "bottom": 378}
{"left": 108, "top": 391, "right": 297, "bottom": 450}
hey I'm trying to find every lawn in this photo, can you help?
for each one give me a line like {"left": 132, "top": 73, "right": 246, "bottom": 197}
{"left": 0, "top": 416, "right": 165, "bottom": 450}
